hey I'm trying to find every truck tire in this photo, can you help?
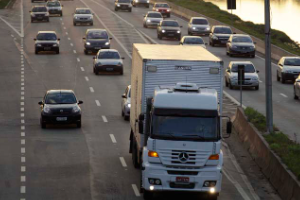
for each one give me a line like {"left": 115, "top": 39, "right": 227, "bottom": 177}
{"left": 132, "top": 141, "right": 139, "bottom": 168}
{"left": 143, "top": 190, "right": 154, "bottom": 200}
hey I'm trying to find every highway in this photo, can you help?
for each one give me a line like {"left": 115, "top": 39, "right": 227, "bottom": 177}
{"left": 0, "top": 0, "right": 286, "bottom": 199}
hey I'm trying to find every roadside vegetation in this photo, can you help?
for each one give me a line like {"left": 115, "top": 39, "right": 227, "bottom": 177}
{"left": 0, "top": 0, "right": 12, "bottom": 9}
{"left": 166, "top": 0, "right": 300, "bottom": 56}
{"left": 245, "top": 107, "right": 300, "bottom": 180}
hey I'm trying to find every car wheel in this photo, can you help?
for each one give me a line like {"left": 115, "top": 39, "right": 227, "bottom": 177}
{"left": 146, "top": 5, "right": 149, "bottom": 8}
{"left": 167, "top": 13, "right": 170, "bottom": 18}
{"left": 84, "top": 50, "right": 88, "bottom": 55}
{"left": 47, "top": 18, "right": 49, "bottom": 22}
{"left": 188, "top": 30, "right": 191, "bottom": 35}
{"left": 255, "top": 85, "right": 259, "bottom": 90}
{"left": 211, "top": 41, "right": 215, "bottom": 47}
{"left": 76, "top": 121, "right": 81, "bottom": 128}
{"left": 93, "top": 67, "right": 98, "bottom": 75}
{"left": 120, "top": 69, "right": 124, "bottom": 75}
{"left": 294, "top": 88, "right": 299, "bottom": 99}
{"left": 158, "top": 34, "right": 162, "bottom": 40}
{"left": 277, "top": 71, "right": 280, "bottom": 81}
{"left": 225, "top": 79, "right": 229, "bottom": 87}
{"left": 143, "top": 190, "right": 154, "bottom": 200}
{"left": 60, "top": 13, "right": 63, "bottom": 17}
{"left": 35, "top": 49, "right": 38, "bottom": 54}
{"left": 251, "top": 54, "right": 255, "bottom": 58}
{"left": 129, "top": 8, "right": 132, "bottom": 12}
{"left": 144, "top": 23, "right": 147, "bottom": 28}
{"left": 73, "top": 22, "right": 76, "bottom": 26}
{"left": 90, "top": 22, "right": 93, "bottom": 26}
{"left": 229, "top": 81, "right": 233, "bottom": 89}
{"left": 133, "top": 3, "right": 136, "bottom": 7}
{"left": 56, "top": 49, "right": 59, "bottom": 54}
{"left": 281, "top": 73, "right": 285, "bottom": 83}
{"left": 115, "top": 7, "right": 118, "bottom": 11}
{"left": 40, "top": 119, "right": 46, "bottom": 129}
{"left": 208, "top": 194, "right": 218, "bottom": 200}
{"left": 31, "top": 19, "right": 34, "bottom": 23}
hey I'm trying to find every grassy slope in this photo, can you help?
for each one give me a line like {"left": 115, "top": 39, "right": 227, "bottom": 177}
{"left": 167, "top": 0, "right": 300, "bottom": 55}
{"left": 0, "top": 0, "right": 11, "bottom": 9}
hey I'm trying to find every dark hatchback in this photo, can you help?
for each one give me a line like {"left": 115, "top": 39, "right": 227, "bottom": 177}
{"left": 226, "top": 34, "right": 256, "bottom": 58}
{"left": 34, "top": 31, "right": 60, "bottom": 54}
{"left": 157, "top": 20, "right": 182, "bottom": 40}
{"left": 209, "top": 25, "right": 233, "bottom": 46}
{"left": 83, "top": 29, "right": 112, "bottom": 54}
{"left": 38, "top": 90, "right": 83, "bottom": 128}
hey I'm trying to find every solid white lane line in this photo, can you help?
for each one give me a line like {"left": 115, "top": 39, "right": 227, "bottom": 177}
{"left": 280, "top": 93, "right": 288, "bottom": 98}
{"left": 21, "top": 79, "right": 24, "bottom": 82}
{"left": 21, "top": 132, "right": 25, "bottom": 137}
{"left": 21, "top": 176, "right": 26, "bottom": 182}
{"left": 95, "top": 100, "right": 101, "bottom": 106}
{"left": 131, "top": 184, "right": 141, "bottom": 197}
{"left": 21, "top": 139, "right": 25, "bottom": 145}
{"left": 102, "top": 115, "right": 108, "bottom": 122}
{"left": 20, "top": 186, "right": 26, "bottom": 193}
{"left": 21, "top": 157, "right": 26, "bottom": 162}
{"left": 85, "top": 76, "right": 89, "bottom": 81}
{"left": 80, "top": 67, "right": 85, "bottom": 71}
{"left": 119, "top": 157, "right": 127, "bottom": 167}
{"left": 90, "top": 87, "right": 94, "bottom": 93}
{"left": 21, "top": 148, "right": 25, "bottom": 154}
{"left": 73, "top": 50, "right": 77, "bottom": 54}
{"left": 109, "top": 134, "right": 117, "bottom": 143}
{"left": 21, "top": 166, "right": 26, "bottom": 172}
{"left": 70, "top": 43, "right": 74, "bottom": 46}
{"left": 77, "top": 58, "right": 80, "bottom": 62}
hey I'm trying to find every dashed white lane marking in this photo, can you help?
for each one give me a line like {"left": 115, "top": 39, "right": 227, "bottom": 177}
{"left": 21, "top": 132, "right": 25, "bottom": 137}
{"left": 89, "top": 87, "right": 94, "bottom": 93}
{"left": 62, "top": 22, "right": 64, "bottom": 25}
{"left": 68, "top": 37, "right": 71, "bottom": 40}
{"left": 20, "top": 102, "right": 24, "bottom": 106}
{"left": 21, "top": 107, "right": 24, "bottom": 112}
{"left": 280, "top": 93, "right": 288, "bottom": 98}
{"left": 109, "top": 134, "right": 117, "bottom": 143}
{"left": 21, "top": 176, "right": 26, "bottom": 182}
{"left": 102, "top": 115, "right": 108, "bottom": 122}
{"left": 21, "top": 91, "right": 24, "bottom": 95}
{"left": 63, "top": 27, "right": 66, "bottom": 29}
{"left": 132, "top": 184, "right": 141, "bottom": 197}
{"left": 21, "top": 126, "right": 25, "bottom": 130}
{"left": 85, "top": 76, "right": 89, "bottom": 81}
{"left": 73, "top": 50, "right": 77, "bottom": 54}
{"left": 95, "top": 100, "right": 101, "bottom": 106}
{"left": 21, "top": 119, "right": 25, "bottom": 124}
{"left": 77, "top": 58, "right": 80, "bottom": 62}
{"left": 21, "top": 113, "right": 24, "bottom": 117}
{"left": 21, "top": 147, "right": 25, "bottom": 154}
{"left": 66, "top": 32, "right": 69, "bottom": 35}
{"left": 60, "top": 18, "right": 62, "bottom": 20}
{"left": 21, "top": 79, "right": 24, "bottom": 82}
{"left": 119, "top": 157, "right": 127, "bottom": 167}
{"left": 20, "top": 186, "right": 26, "bottom": 193}
{"left": 21, "top": 139, "right": 25, "bottom": 145}
{"left": 70, "top": 43, "right": 74, "bottom": 47}
{"left": 21, "top": 157, "right": 26, "bottom": 162}
{"left": 21, "top": 87, "right": 24, "bottom": 91}
{"left": 21, "top": 96, "right": 24, "bottom": 100}
{"left": 21, "top": 166, "right": 26, "bottom": 172}
{"left": 21, "top": 71, "right": 24, "bottom": 74}
{"left": 80, "top": 67, "right": 85, "bottom": 71}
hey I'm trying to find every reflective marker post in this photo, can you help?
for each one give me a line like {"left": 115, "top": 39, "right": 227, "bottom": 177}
{"left": 238, "top": 65, "right": 245, "bottom": 107}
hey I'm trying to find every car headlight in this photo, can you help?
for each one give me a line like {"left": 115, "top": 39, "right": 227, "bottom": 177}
{"left": 167, "top": 9, "right": 170, "bottom": 12}
{"left": 147, "top": 19, "right": 151, "bottom": 22}
{"left": 53, "top": 44, "right": 58, "bottom": 47}
{"left": 117, "top": 62, "right": 122, "bottom": 66}
{"left": 44, "top": 106, "right": 51, "bottom": 113}
{"left": 72, "top": 106, "right": 80, "bottom": 113}
{"left": 162, "top": 30, "right": 165, "bottom": 33}
{"left": 31, "top": 13, "right": 35, "bottom": 17}
{"left": 136, "top": 0, "right": 138, "bottom": 2}
{"left": 249, "top": 46, "right": 255, "bottom": 50}
{"left": 45, "top": 13, "right": 49, "bottom": 16}
{"left": 156, "top": 9, "right": 159, "bottom": 11}
{"left": 36, "top": 44, "right": 42, "bottom": 47}
{"left": 86, "top": 42, "right": 91, "bottom": 45}
{"left": 232, "top": 45, "right": 238, "bottom": 49}
{"left": 147, "top": 0, "right": 149, "bottom": 3}
{"left": 206, "top": 27, "right": 210, "bottom": 30}
{"left": 177, "top": 30, "right": 181, "bottom": 34}
{"left": 192, "top": 27, "right": 196, "bottom": 30}
{"left": 117, "top": 4, "right": 120, "bottom": 6}
{"left": 96, "top": 62, "right": 102, "bottom": 66}
{"left": 212, "top": 35, "right": 218, "bottom": 40}
{"left": 105, "top": 42, "right": 110, "bottom": 46}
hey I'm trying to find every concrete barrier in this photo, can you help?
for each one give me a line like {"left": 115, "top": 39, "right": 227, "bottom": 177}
{"left": 151, "top": 0, "right": 297, "bottom": 61}
{"left": 233, "top": 107, "right": 300, "bottom": 200}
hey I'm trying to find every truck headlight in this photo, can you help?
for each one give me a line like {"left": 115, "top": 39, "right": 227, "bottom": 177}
{"left": 162, "top": 30, "right": 165, "bottom": 33}
{"left": 206, "top": 27, "right": 210, "bottom": 30}
{"left": 167, "top": 9, "right": 170, "bottom": 12}
{"left": 210, "top": 187, "right": 216, "bottom": 194}
{"left": 86, "top": 42, "right": 91, "bottom": 45}
{"left": 147, "top": 0, "right": 149, "bottom": 3}
{"left": 127, "top": 103, "right": 131, "bottom": 108}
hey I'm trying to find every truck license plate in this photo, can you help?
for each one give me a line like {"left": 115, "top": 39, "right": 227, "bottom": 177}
{"left": 56, "top": 117, "right": 67, "bottom": 121}
{"left": 176, "top": 177, "right": 189, "bottom": 183}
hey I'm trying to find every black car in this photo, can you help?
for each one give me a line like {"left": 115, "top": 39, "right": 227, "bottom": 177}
{"left": 83, "top": 29, "right": 112, "bottom": 54}
{"left": 209, "top": 25, "right": 233, "bottom": 46}
{"left": 38, "top": 90, "right": 83, "bottom": 128}
{"left": 226, "top": 34, "right": 256, "bottom": 58}
{"left": 34, "top": 31, "right": 60, "bottom": 54}
{"left": 157, "top": 20, "right": 182, "bottom": 40}
{"left": 30, "top": 6, "right": 49, "bottom": 23}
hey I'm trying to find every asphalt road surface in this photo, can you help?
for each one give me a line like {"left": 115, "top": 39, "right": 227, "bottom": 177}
{"left": 0, "top": 0, "right": 285, "bottom": 199}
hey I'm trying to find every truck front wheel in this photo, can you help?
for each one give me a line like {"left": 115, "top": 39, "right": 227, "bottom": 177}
{"left": 143, "top": 190, "right": 154, "bottom": 200}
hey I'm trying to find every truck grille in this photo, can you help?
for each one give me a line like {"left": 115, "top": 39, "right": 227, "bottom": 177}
{"left": 167, "top": 171, "right": 198, "bottom": 176}
{"left": 170, "top": 182, "right": 195, "bottom": 189}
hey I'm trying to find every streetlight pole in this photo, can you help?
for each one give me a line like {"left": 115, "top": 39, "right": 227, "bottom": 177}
{"left": 265, "top": 0, "right": 273, "bottom": 133}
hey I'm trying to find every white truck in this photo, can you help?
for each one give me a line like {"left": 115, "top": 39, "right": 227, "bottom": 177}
{"left": 129, "top": 44, "right": 231, "bottom": 199}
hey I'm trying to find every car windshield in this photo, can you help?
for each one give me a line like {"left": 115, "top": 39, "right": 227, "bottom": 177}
{"left": 75, "top": 9, "right": 91, "bottom": 14}
{"left": 184, "top": 37, "right": 204, "bottom": 44}
{"left": 47, "top": 1, "right": 60, "bottom": 6}
{"left": 214, "top": 27, "right": 232, "bottom": 34}
{"left": 32, "top": 7, "right": 47, "bottom": 12}
{"left": 87, "top": 31, "right": 108, "bottom": 39}
{"left": 231, "top": 64, "right": 256, "bottom": 73}
{"left": 37, "top": 33, "right": 57, "bottom": 40}
{"left": 98, "top": 51, "right": 120, "bottom": 59}
{"left": 45, "top": 93, "right": 77, "bottom": 104}
{"left": 284, "top": 58, "right": 300, "bottom": 66}
{"left": 118, "top": 0, "right": 130, "bottom": 3}
{"left": 232, "top": 36, "right": 253, "bottom": 43}
{"left": 155, "top": 3, "right": 169, "bottom": 8}
{"left": 162, "top": 21, "right": 179, "bottom": 27}
{"left": 192, "top": 18, "right": 208, "bottom": 25}
{"left": 148, "top": 13, "right": 162, "bottom": 18}
{"left": 152, "top": 116, "right": 218, "bottom": 140}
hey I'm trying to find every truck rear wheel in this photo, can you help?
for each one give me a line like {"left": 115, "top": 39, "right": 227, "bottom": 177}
{"left": 132, "top": 141, "right": 139, "bottom": 168}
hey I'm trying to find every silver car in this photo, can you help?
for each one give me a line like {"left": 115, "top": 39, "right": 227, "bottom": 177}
{"left": 188, "top": 17, "right": 210, "bottom": 35}
{"left": 73, "top": 8, "right": 93, "bottom": 26}
{"left": 143, "top": 11, "right": 163, "bottom": 28}
{"left": 121, "top": 85, "right": 131, "bottom": 120}
{"left": 93, "top": 49, "right": 124, "bottom": 75}
{"left": 46, "top": 1, "right": 63, "bottom": 16}
{"left": 225, "top": 61, "right": 260, "bottom": 90}
{"left": 277, "top": 57, "right": 300, "bottom": 83}
{"left": 294, "top": 74, "right": 300, "bottom": 100}
{"left": 179, "top": 36, "right": 207, "bottom": 48}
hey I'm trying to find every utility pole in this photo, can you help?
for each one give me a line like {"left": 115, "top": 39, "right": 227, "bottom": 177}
{"left": 265, "top": 0, "right": 273, "bottom": 133}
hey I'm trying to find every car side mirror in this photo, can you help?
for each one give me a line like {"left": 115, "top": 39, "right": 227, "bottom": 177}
{"left": 38, "top": 101, "right": 43, "bottom": 105}
{"left": 82, "top": 37, "right": 86, "bottom": 40}
{"left": 180, "top": 26, "right": 183, "bottom": 28}
{"left": 279, "top": 63, "right": 282, "bottom": 66}
{"left": 34, "top": 38, "right": 36, "bottom": 41}
{"left": 58, "top": 38, "right": 60, "bottom": 41}
{"left": 226, "top": 121, "right": 232, "bottom": 134}
{"left": 254, "top": 42, "right": 256, "bottom": 44}
{"left": 138, "top": 113, "right": 144, "bottom": 134}
{"left": 256, "top": 70, "right": 259, "bottom": 73}
{"left": 121, "top": 57, "right": 125, "bottom": 60}
{"left": 93, "top": 56, "right": 96, "bottom": 59}
{"left": 78, "top": 100, "right": 83, "bottom": 104}
{"left": 233, "top": 32, "right": 236, "bottom": 34}
{"left": 109, "top": 38, "right": 113, "bottom": 40}
{"left": 122, "top": 94, "right": 126, "bottom": 98}
{"left": 226, "top": 69, "right": 230, "bottom": 72}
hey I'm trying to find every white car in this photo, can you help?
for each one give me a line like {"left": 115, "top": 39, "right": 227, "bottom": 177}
{"left": 225, "top": 61, "right": 260, "bottom": 90}
{"left": 73, "top": 8, "right": 93, "bottom": 26}
{"left": 143, "top": 11, "right": 163, "bottom": 28}
{"left": 179, "top": 36, "right": 207, "bottom": 48}
{"left": 121, "top": 85, "right": 131, "bottom": 120}
{"left": 46, "top": 1, "right": 63, "bottom": 16}
{"left": 93, "top": 49, "right": 124, "bottom": 75}
{"left": 188, "top": 17, "right": 210, "bottom": 35}
{"left": 294, "top": 74, "right": 300, "bottom": 99}
{"left": 277, "top": 56, "right": 300, "bottom": 83}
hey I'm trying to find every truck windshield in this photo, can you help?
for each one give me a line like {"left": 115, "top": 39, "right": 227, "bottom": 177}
{"left": 151, "top": 115, "right": 219, "bottom": 140}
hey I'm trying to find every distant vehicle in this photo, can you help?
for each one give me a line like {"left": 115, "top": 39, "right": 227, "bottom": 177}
{"left": 30, "top": 6, "right": 49, "bottom": 23}
{"left": 157, "top": 20, "right": 182, "bottom": 40}
{"left": 277, "top": 57, "right": 300, "bottom": 83}
{"left": 209, "top": 25, "right": 233, "bottom": 47}
{"left": 73, "top": 8, "right": 93, "bottom": 26}
{"left": 32, "top": 0, "right": 46, "bottom": 3}
{"left": 115, "top": 0, "right": 132, "bottom": 12}
{"left": 38, "top": 90, "right": 83, "bottom": 128}
{"left": 225, "top": 61, "right": 260, "bottom": 90}
{"left": 132, "top": 0, "right": 149, "bottom": 8}
{"left": 143, "top": 11, "right": 163, "bottom": 28}
{"left": 179, "top": 36, "right": 206, "bottom": 48}
{"left": 93, "top": 49, "right": 124, "bottom": 75}
{"left": 83, "top": 29, "right": 112, "bottom": 54}
{"left": 226, "top": 34, "right": 256, "bottom": 58}
{"left": 152, "top": 3, "right": 171, "bottom": 17}
{"left": 34, "top": 31, "right": 60, "bottom": 54}
{"left": 188, "top": 17, "right": 210, "bottom": 36}
{"left": 294, "top": 74, "right": 300, "bottom": 99}
{"left": 121, "top": 85, "right": 131, "bottom": 120}
{"left": 46, "top": 1, "right": 63, "bottom": 16}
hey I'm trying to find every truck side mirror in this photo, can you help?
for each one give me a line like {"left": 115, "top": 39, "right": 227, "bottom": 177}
{"left": 122, "top": 94, "right": 126, "bottom": 98}
{"left": 138, "top": 114, "right": 144, "bottom": 134}
{"left": 226, "top": 121, "right": 232, "bottom": 134}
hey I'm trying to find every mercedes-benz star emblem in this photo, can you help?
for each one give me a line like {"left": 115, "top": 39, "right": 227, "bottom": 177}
{"left": 178, "top": 152, "right": 189, "bottom": 163}
{"left": 60, "top": 110, "right": 63, "bottom": 113}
